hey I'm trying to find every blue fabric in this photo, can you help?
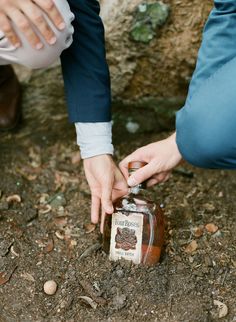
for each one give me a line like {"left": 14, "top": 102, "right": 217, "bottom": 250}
{"left": 60, "top": 0, "right": 111, "bottom": 123}
{"left": 176, "top": 0, "right": 236, "bottom": 169}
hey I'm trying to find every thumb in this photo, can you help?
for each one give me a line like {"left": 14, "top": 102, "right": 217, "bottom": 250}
{"left": 127, "top": 163, "right": 155, "bottom": 187}
{"left": 101, "top": 185, "right": 114, "bottom": 214}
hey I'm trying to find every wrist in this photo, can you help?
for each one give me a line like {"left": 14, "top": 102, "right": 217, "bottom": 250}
{"left": 75, "top": 122, "right": 114, "bottom": 159}
{"left": 170, "top": 132, "right": 183, "bottom": 163}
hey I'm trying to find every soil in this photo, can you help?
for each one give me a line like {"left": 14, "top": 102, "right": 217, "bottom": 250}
{"left": 0, "top": 67, "right": 236, "bottom": 322}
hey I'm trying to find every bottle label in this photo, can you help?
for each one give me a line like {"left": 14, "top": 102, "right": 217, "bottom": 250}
{"left": 109, "top": 212, "right": 143, "bottom": 264}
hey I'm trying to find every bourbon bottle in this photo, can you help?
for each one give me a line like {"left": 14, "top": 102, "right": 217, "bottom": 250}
{"left": 103, "top": 161, "right": 165, "bottom": 265}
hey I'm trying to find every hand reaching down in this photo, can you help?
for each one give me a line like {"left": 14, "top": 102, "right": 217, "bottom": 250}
{"left": 119, "top": 132, "right": 182, "bottom": 187}
{"left": 83, "top": 154, "right": 128, "bottom": 232}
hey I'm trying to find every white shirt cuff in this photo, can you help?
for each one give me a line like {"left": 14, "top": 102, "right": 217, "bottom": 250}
{"left": 75, "top": 122, "right": 114, "bottom": 159}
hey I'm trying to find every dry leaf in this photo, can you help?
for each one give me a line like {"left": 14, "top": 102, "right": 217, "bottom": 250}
{"left": 21, "top": 272, "right": 35, "bottom": 282}
{"left": 78, "top": 296, "right": 97, "bottom": 309}
{"left": 0, "top": 272, "right": 9, "bottom": 286}
{"left": 53, "top": 217, "right": 68, "bottom": 228}
{"left": 214, "top": 300, "right": 228, "bottom": 318}
{"left": 84, "top": 223, "right": 96, "bottom": 234}
{"left": 205, "top": 223, "right": 218, "bottom": 234}
{"left": 193, "top": 226, "right": 204, "bottom": 238}
{"left": 6, "top": 194, "right": 21, "bottom": 203}
{"left": 0, "top": 266, "right": 17, "bottom": 286}
{"left": 44, "top": 239, "right": 54, "bottom": 253}
{"left": 55, "top": 231, "right": 64, "bottom": 240}
{"left": 38, "top": 204, "right": 52, "bottom": 215}
{"left": 185, "top": 240, "right": 198, "bottom": 253}
{"left": 39, "top": 194, "right": 49, "bottom": 205}
{"left": 10, "top": 245, "right": 19, "bottom": 257}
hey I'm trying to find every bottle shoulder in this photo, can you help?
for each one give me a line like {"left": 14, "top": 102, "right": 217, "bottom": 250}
{"left": 114, "top": 191, "right": 157, "bottom": 215}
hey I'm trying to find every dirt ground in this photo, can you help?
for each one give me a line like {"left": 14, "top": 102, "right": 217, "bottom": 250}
{"left": 0, "top": 67, "right": 236, "bottom": 322}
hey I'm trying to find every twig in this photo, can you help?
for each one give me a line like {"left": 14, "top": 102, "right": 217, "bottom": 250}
{"left": 78, "top": 243, "right": 101, "bottom": 262}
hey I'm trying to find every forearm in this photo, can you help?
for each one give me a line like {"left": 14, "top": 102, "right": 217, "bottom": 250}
{"left": 61, "top": 0, "right": 111, "bottom": 123}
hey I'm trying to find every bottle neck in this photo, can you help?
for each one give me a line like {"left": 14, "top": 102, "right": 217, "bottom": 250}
{"left": 129, "top": 182, "right": 147, "bottom": 195}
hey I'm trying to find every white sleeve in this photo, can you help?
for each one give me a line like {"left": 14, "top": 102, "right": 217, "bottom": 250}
{"left": 75, "top": 122, "right": 114, "bottom": 159}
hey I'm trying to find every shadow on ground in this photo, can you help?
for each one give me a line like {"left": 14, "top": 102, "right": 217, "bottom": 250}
{"left": 0, "top": 67, "right": 235, "bottom": 322}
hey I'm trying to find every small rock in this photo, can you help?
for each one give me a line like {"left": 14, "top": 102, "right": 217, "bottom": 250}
{"left": 212, "top": 230, "right": 222, "bottom": 238}
{"left": 44, "top": 280, "right": 57, "bottom": 295}
{"left": 126, "top": 121, "right": 140, "bottom": 134}
{"left": 49, "top": 193, "right": 66, "bottom": 208}
{"left": 189, "top": 256, "right": 194, "bottom": 263}
{"left": 116, "top": 269, "right": 124, "bottom": 278}
{"left": 112, "top": 294, "right": 127, "bottom": 310}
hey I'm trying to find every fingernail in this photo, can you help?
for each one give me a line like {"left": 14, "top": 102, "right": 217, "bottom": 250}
{"left": 58, "top": 22, "right": 66, "bottom": 30}
{"left": 49, "top": 36, "right": 57, "bottom": 45}
{"left": 35, "top": 43, "right": 43, "bottom": 50}
{"left": 127, "top": 177, "right": 137, "bottom": 187}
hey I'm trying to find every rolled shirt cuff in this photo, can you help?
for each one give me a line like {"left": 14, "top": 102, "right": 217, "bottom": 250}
{"left": 75, "top": 122, "right": 114, "bottom": 159}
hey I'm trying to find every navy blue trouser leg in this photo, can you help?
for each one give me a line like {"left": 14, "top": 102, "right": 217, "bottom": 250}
{"left": 176, "top": 0, "right": 236, "bottom": 169}
{"left": 60, "top": 0, "right": 111, "bottom": 123}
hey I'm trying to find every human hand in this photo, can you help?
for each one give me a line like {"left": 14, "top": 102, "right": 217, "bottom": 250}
{"left": 119, "top": 132, "right": 182, "bottom": 187}
{"left": 83, "top": 155, "right": 128, "bottom": 232}
{"left": 0, "top": 0, "right": 65, "bottom": 49}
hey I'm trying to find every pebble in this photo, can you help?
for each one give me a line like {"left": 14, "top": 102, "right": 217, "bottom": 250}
{"left": 112, "top": 294, "right": 127, "bottom": 310}
{"left": 43, "top": 280, "right": 57, "bottom": 295}
{"left": 50, "top": 193, "right": 66, "bottom": 208}
{"left": 116, "top": 269, "right": 124, "bottom": 278}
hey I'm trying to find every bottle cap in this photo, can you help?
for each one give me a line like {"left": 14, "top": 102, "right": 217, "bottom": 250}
{"left": 128, "top": 161, "right": 147, "bottom": 170}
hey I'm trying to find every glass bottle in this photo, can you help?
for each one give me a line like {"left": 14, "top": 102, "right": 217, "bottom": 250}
{"left": 103, "top": 161, "right": 165, "bottom": 265}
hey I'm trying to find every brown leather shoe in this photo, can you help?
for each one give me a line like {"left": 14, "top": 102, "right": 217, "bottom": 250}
{"left": 0, "top": 65, "right": 21, "bottom": 130}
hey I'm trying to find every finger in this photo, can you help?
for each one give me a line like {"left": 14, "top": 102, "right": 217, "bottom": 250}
{"left": 119, "top": 153, "right": 139, "bottom": 180}
{"left": 119, "top": 148, "right": 148, "bottom": 180}
{"left": 127, "top": 162, "right": 156, "bottom": 187}
{"left": 6, "top": 8, "right": 43, "bottom": 49}
{"left": 91, "top": 195, "right": 100, "bottom": 224}
{"left": 146, "top": 178, "right": 159, "bottom": 187}
{"left": 0, "top": 12, "right": 20, "bottom": 47}
{"left": 101, "top": 185, "right": 114, "bottom": 215}
{"left": 119, "top": 159, "right": 130, "bottom": 180}
{"left": 34, "top": 0, "right": 65, "bottom": 30}
{"left": 100, "top": 209, "right": 106, "bottom": 234}
{"left": 147, "top": 172, "right": 171, "bottom": 187}
{"left": 21, "top": 2, "right": 56, "bottom": 45}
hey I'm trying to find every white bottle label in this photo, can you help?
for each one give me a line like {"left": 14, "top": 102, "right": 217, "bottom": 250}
{"left": 109, "top": 212, "right": 143, "bottom": 264}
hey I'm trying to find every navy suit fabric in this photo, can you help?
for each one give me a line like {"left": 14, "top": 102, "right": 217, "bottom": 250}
{"left": 60, "top": 0, "right": 111, "bottom": 123}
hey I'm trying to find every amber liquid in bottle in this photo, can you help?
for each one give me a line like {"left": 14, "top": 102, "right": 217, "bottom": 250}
{"left": 103, "top": 161, "right": 165, "bottom": 266}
